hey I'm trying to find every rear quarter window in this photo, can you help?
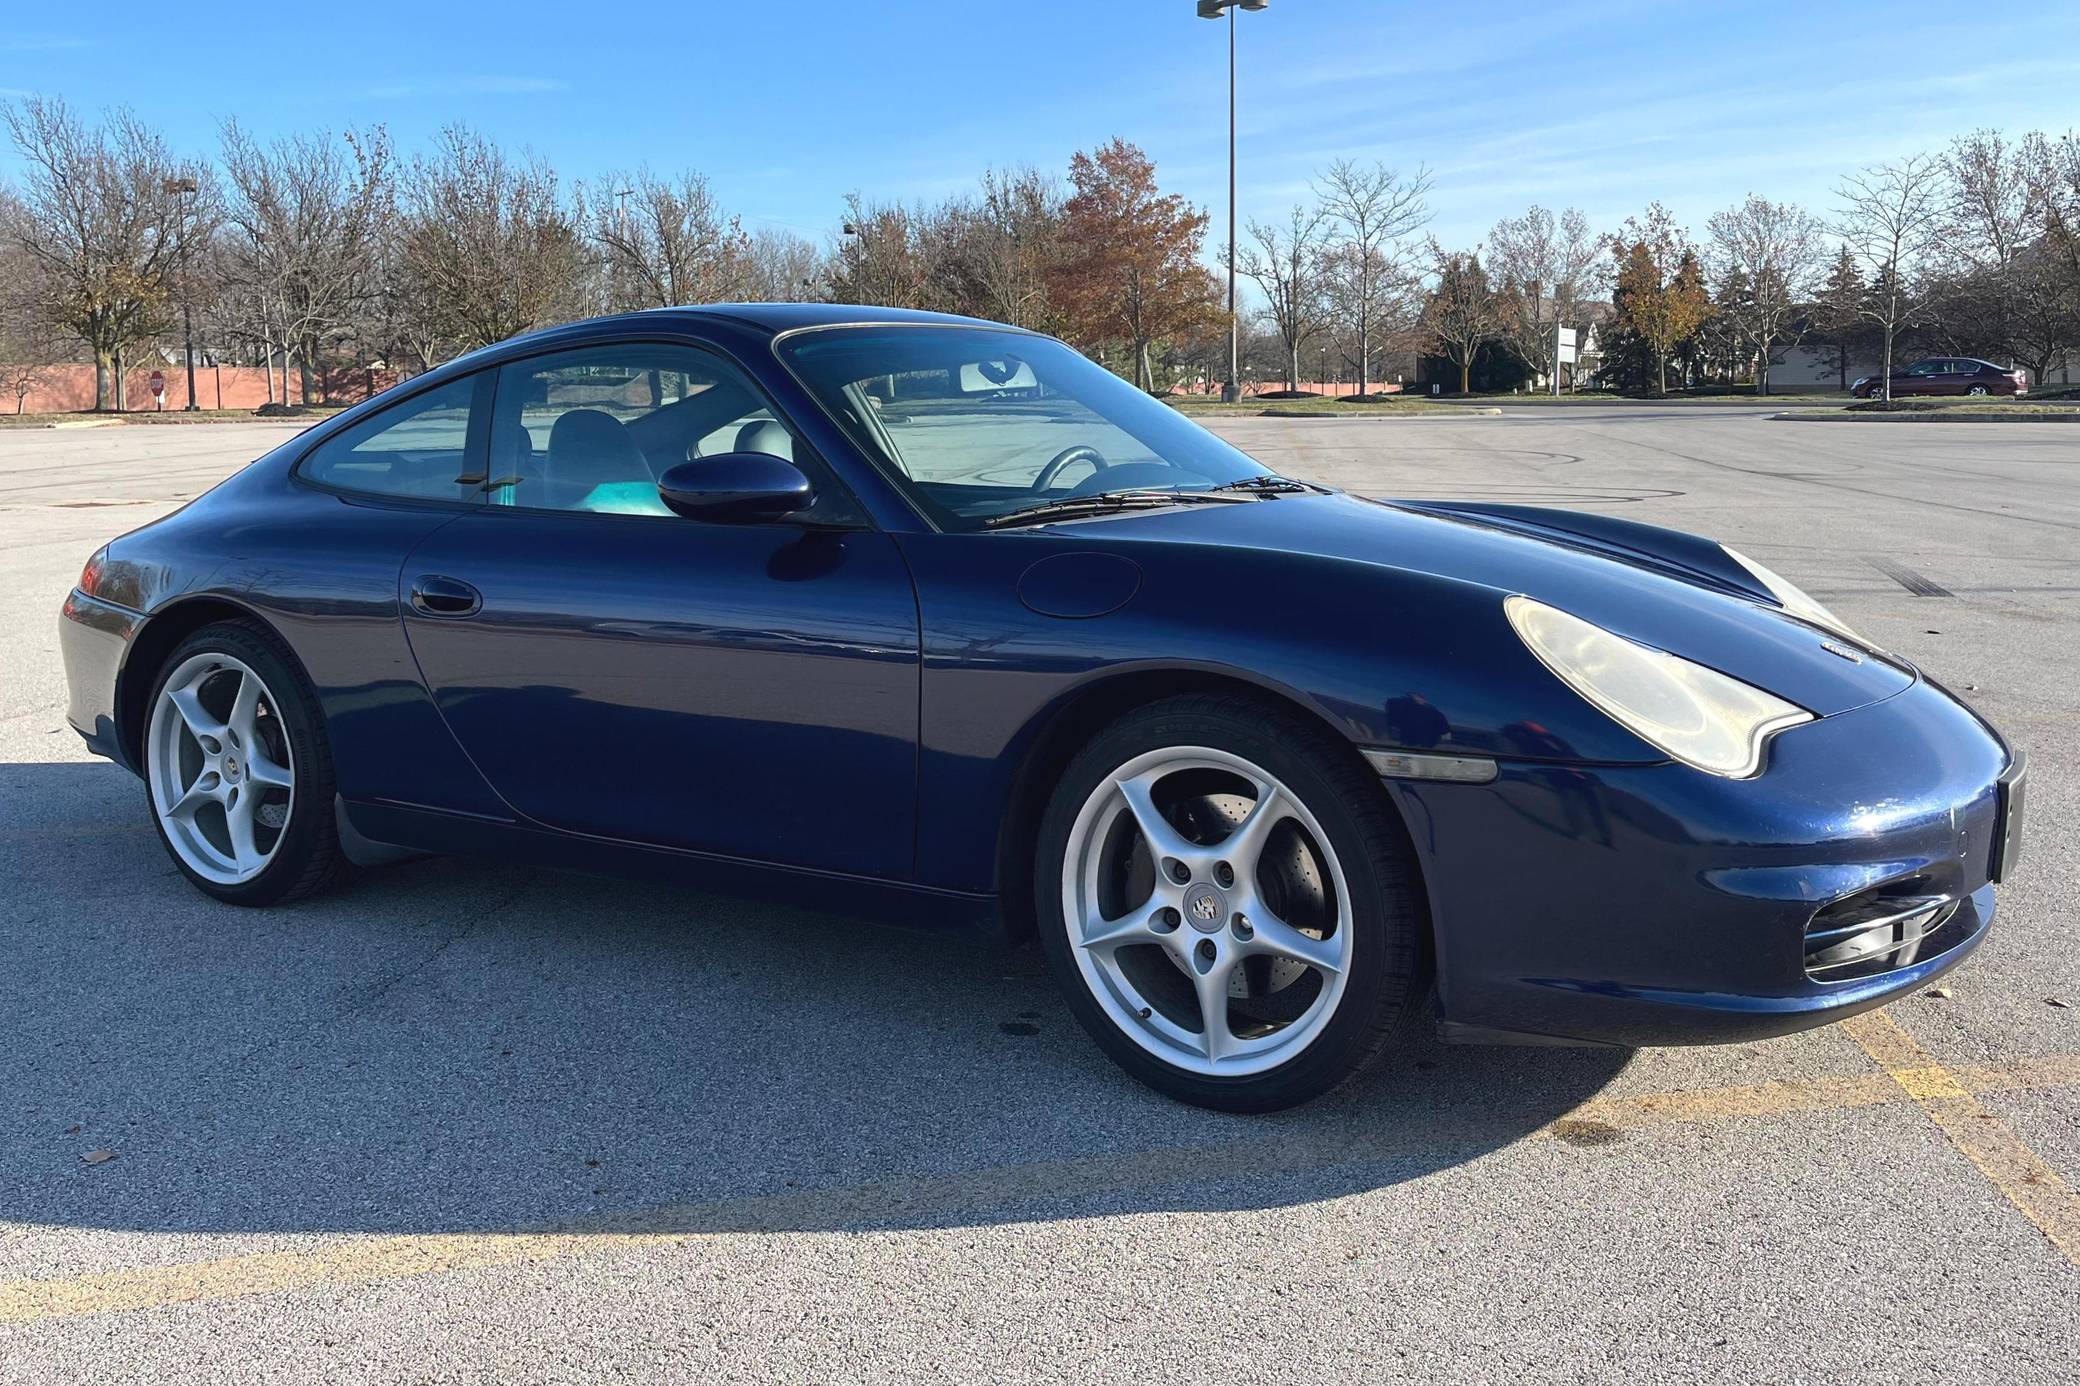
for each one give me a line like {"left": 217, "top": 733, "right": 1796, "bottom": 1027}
{"left": 298, "top": 375, "right": 480, "bottom": 502}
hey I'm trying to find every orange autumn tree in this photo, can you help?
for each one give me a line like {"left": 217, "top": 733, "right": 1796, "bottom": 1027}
{"left": 1608, "top": 203, "right": 1712, "bottom": 395}
{"left": 1052, "top": 139, "right": 1220, "bottom": 391}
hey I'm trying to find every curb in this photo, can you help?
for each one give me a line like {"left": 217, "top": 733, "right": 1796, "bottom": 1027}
{"left": 1248, "top": 407, "right": 1502, "bottom": 419}
{"left": 1772, "top": 411, "right": 2080, "bottom": 424}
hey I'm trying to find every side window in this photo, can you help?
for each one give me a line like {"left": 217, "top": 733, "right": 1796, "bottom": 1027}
{"left": 299, "top": 374, "right": 480, "bottom": 501}
{"left": 486, "top": 342, "right": 806, "bottom": 517}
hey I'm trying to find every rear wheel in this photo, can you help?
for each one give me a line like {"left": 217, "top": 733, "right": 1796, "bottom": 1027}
{"left": 1035, "top": 694, "right": 1426, "bottom": 1111}
{"left": 1967, "top": 384, "right": 1990, "bottom": 396}
{"left": 143, "top": 621, "right": 347, "bottom": 905}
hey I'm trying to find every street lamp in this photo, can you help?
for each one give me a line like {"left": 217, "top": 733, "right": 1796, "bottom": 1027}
{"left": 162, "top": 177, "right": 199, "bottom": 410}
{"left": 1197, "top": 0, "right": 1267, "bottom": 404}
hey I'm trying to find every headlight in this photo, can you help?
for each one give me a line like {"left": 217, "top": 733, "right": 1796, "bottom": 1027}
{"left": 1721, "top": 546, "right": 1863, "bottom": 644}
{"left": 1505, "top": 596, "right": 1813, "bottom": 779}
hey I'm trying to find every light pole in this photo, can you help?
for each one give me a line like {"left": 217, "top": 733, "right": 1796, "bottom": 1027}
{"left": 1197, "top": 0, "right": 1266, "bottom": 404}
{"left": 162, "top": 177, "right": 200, "bottom": 410}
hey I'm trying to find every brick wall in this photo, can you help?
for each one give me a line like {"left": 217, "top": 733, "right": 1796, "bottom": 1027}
{"left": 3, "top": 364, "right": 401, "bottom": 414}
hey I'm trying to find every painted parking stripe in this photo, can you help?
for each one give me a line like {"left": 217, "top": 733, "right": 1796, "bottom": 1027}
{"left": 1842, "top": 1011, "right": 2080, "bottom": 1264}
{"left": 4, "top": 1050, "right": 2078, "bottom": 1326}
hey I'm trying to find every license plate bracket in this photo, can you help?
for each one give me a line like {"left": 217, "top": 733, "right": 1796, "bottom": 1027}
{"left": 1992, "top": 751, "right": 2027, "bottom": 883}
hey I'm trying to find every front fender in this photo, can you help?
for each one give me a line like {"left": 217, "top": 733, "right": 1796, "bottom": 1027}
{"left": 901, "top": 529, "right": 1667, "bottom": 894}
{"left": 1393, "top": 500, "right": 1772, "bottom": 603}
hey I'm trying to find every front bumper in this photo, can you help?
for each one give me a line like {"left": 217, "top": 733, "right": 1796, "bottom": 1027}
{"left": 59, "top": 589, "right": 141, "bottom": 770}
{"left": 1386, "top": 675, "right": 2015, "bottom": 1048}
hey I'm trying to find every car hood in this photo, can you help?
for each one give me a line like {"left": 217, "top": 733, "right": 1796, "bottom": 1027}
{"left": 1048, "top": 490, "right": 1914, "bottom": 718}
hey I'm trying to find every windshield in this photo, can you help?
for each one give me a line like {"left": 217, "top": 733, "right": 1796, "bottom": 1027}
{"left": 776, "top": 326, "right": 1277, "bottom": 530}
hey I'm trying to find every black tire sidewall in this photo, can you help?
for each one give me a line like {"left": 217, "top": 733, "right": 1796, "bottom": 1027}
{"left": 143, "top": 620, "right": 340, "bottom": 906}
{"left": 1035, "top": 695, "right": 1424, "bottom": 1112}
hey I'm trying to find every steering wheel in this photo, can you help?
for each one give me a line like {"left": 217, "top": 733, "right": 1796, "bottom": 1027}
{"left": 1033, "top": 445, "right": 1109, "bottom": 493}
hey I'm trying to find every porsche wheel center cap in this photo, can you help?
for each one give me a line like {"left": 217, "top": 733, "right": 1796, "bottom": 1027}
{"left": 1184, "top": 883, "right": 1228, "bottom": 933}
{"left": 222, "top": 756, "right": 242, "bottom": 784}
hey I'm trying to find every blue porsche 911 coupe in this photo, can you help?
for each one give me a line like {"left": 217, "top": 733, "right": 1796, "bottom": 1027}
{"left": 60, "top": 305, "right": 2025, "bottom": 1110}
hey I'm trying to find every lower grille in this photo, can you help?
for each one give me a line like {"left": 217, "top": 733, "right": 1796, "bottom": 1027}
{"left": 1805, "top": 892, "right": 1959, "bottom": 982}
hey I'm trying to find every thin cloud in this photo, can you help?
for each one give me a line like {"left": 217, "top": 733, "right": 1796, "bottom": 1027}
{"left": 356, "top": 75, "right": 571, "bottom": 101}
{"left": 0, "top": 37, "right": 89, "bottom": 53}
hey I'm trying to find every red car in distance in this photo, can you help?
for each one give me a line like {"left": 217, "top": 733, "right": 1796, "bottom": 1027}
{"left": 1853, "top": 357, "right": 2029, "bottom": 398}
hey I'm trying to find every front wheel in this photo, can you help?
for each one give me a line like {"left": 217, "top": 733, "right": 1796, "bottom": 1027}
{"left": 143, "top": 620, "right": 347, "bottom": 905}
{"left": 1035, "top": 694, "right": 1427, "bottom": 1111}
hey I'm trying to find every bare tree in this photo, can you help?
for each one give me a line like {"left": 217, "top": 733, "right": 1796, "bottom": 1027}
{"left": 945, "top": 166, "right": 1066, "bottom": 330}
{"left": 2037, "top": 131, "right": 2080, "bottom": 320}
{"left": 1939, "top": 131, "right": 2074, "bottom": 383}
{"left": 0, "top": 236, "right": 67, "bottom": 412}
{"left": 219, "top": 121, "right": 391, "bottom": 405}
{"left": 1704, "top": 195, "right": 1826, "bottom": 394}
{"left": 0, "top": 98, "right": 203, "bottom": 409}
{"left": 1418, "top": 242, "right": 1499, "bottom": 394}
{"left": 1237, "top": 204, "right": 1332, "bottom": 391}
{"left": 395, "top": 126, "right": 588, "bottom": 355}
{"left": 1835, "top": 154, "right": 1947, "bottom": 401}
{"left": 828, "top": 194, "right": 928, "bottom": 309}
{"left": 588, "top": 169, "right": 751, "bottom": 311}
{"left": 1487, "top": 206, "right": 1603, "bottom": 389}
{"left": 740, "top": 227, "right": 826, "bottom": 302}
{"left": 1314, "top": 159, "right": 1431, "bottom": 395}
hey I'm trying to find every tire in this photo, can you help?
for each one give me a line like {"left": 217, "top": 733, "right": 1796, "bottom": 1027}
{"left": 1967, "top": 384, "right": 1989, "bottom": 396}
{"left": 1035, "top": 693, "right": 1427, "bottom": 1112}
{"left": 141, "top": 619, "right": 348, "bottom": 906}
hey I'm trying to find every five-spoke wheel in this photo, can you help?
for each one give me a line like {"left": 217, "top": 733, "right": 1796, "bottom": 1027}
{"left": 1038, "top": 694, "right": 1426, "bottom": 1111}
{"left": 148, "top": 651, "right": 295, "bottom": 884}
{"left": 142, "top": 622, "right": 345, "bottom": 904}
{"left": 1062, "top": 746, "right": 1353, "bottom": 1075}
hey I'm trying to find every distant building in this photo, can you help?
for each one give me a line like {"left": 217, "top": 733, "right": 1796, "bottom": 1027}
{"left": 1768, "top": 343, "right": 2076, "bottom": 392}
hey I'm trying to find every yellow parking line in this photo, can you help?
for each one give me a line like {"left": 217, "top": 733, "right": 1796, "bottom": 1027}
{"left": 1842, "top": 1011, "right": 2080, "bottom": 1265}
{"left": 0, "top": 1234, "right": 656, "bottom": 1326}
{"left": 3, "top": 1050, "right": 2076, "bottom": 1326}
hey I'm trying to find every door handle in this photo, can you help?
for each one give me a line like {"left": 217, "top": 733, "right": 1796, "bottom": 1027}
{"left": 410, "top": 575, "right": 482, "bottom": 618}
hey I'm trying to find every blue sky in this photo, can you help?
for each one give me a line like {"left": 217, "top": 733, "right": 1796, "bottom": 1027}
{"left": 5, "top": 1, "right": 2079, "bottom": 261}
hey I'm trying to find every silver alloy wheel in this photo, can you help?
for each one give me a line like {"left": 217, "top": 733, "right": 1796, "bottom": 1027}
{"left": 146, "top": 651, "right": 295, "bottom": 885}
{"left": 1968, "top": 384, "right": 1989, "bottom": 395}
{"left": 1060, "top": 745, "right": 1354, "bottom": 1077}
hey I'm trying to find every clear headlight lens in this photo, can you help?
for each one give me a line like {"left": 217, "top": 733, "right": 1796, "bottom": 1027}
{"left": 1505, "top": 596, "right": 1813, "bottom": 779}
{"left": 1721, "top": 546, "right": 1862, "bottom": 644}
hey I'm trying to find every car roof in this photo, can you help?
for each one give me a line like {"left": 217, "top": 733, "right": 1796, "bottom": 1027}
{"left": 400, "top": 303, "right": 1022, "bottom": 387}
{"left": 650, "top": 302, "right": 1013, "bottom": 334}
{"left": 298, "top": 303, "right": 1035, "bottom": 450}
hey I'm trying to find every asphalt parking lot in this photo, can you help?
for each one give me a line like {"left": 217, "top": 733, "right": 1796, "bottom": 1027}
{"left": 1, "top": 406, "right": 2075, "bottom": 1383}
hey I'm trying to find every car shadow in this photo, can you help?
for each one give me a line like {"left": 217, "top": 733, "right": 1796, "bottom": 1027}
{"left": 1, "top": 759, "right": 1632, "bottom": 1239}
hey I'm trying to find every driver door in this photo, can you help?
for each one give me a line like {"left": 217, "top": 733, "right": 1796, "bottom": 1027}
{"left": 400, "top": 339, "right": 922, "bottom": 879}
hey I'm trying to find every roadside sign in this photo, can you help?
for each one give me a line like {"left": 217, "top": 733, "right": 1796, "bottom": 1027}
{"left": 149, "top": 370, "right": 166, "bottom": 407}
{"left": 1556, "top": 328, "right": 1578, "bottom": 366}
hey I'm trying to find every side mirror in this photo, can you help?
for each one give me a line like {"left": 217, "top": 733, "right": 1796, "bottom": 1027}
{"left": 656, "top": 453, "right": 814, "bottom": 523}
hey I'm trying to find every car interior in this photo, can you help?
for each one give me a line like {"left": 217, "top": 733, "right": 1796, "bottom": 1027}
{"left": 489, "top": 356, "right": 798, "bottom": 515}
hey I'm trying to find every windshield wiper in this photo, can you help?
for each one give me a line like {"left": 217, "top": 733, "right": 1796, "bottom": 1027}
{"left": 1208, "top": 474, "right": 1313, "bottom": 494}
{"left": 981, "top": 489, "right": 1257, "bottom": 530}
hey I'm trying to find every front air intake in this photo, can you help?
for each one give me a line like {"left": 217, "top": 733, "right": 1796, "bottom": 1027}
{"left": 1804, "top": 891, "right": 1960, "bottom": 983}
